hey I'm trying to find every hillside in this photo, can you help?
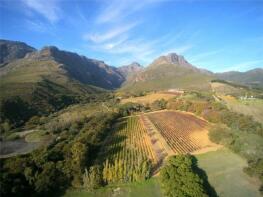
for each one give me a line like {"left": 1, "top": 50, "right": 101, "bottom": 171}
{"left": 216, "top": 68, "right": 263, "bottom": 89}
{"left": 117, "top": 62, "right": 143, "bottom": 79}
{"left": 120, "top": 53, "right": 214, "bottom": 93}
{"left": 0, "top": 39, "right": 36, "bottom": 66}
{"left": 0, "top": 43, "right": 125, "bottom": 127}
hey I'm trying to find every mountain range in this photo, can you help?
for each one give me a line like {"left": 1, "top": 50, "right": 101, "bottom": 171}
{"left": 0, "top": 39, "right": 262, "bottom": 124}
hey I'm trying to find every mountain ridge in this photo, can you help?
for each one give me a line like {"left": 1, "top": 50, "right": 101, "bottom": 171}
{"left": 0, "top": 39, "right": 36, "bottom": 66}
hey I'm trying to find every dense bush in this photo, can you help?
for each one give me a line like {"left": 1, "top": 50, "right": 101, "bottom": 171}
{"left": 150, "top": 99, "right": 167, "bottom": 110}
{"left": 118, "top": 102, "right": 146, "bottom": 116}
{"left": 0, "top": 111, "right": 118, "bottom": 197}
{"left": 0, "top": 97, "right": 36, "bottom": 128}
{"left": 160, "top": 155, "right": 217, "bottom": 197}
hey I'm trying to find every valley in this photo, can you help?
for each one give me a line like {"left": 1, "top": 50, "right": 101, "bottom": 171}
{"left": 0, "top": 39, "right": 262, "bottom": 197}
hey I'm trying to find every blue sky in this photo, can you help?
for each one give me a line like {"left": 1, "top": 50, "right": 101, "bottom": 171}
{"left": 0, "top": 0, "right": 262, "bottom": 72}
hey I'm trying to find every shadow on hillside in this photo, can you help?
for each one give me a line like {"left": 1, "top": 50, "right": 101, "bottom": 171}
{"left": 191, "top": 156, "right": 218, "bottom": 197}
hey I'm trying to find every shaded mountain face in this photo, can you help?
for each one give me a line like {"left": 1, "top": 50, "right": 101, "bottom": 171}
{"left": 0, "top": 43, "right": 123, "bottom": 126}
{"left": 25, "top": 46, "right": 125, "bottom": 89}
{"left": 0, "top": 39, "right": 36, "bottom": 66}
{"left": 216, "top": 68, "right": 263, "bottom": 89}
{"left": 120, "top": 53, "right": 213, "bottom": 92}
{"left": 117, "top": 62, "right": 144, "bottom": 79}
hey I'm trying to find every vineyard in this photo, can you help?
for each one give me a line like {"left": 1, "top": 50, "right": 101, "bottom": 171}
{"left": 99, "top": 116, "right": 156, "bottom": 183}
{"left": 98, "top": 110, "right": 218, "bottom": 185}
{"left": 146, "top": 111, "right": 216, "bottom": 154}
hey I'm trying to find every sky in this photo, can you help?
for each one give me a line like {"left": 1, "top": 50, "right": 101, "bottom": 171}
{"left": 0, "top": 0, "right": 263, "bottom": 72}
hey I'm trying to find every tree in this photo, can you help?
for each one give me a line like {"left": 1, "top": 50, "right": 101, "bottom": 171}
{"left": 83, "top": 165, "right": 102, "bottom": 191}
{"left": 160, "top": 155, "right": 211, "bottom": 197}
{"left": 70, "top": 141, "right": 87, "bottom": 187}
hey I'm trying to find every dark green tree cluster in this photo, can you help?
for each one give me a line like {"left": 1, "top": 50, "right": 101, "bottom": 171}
{"left": 0, "top": 97, "right": 36, "bottom": 129}
{"left": 0, "top": 111, "right": 117, "bottom": 197}
{"left": 151, "top": 99, "right": 167, "bottom": 110}
{"left": 160, "top": 155, "right": 216, "bottom": 197}
{"left": 244, "top": 159, "right": 263, "bottom": 194}
{"left": 118, "top": 102, "right": 146, "bottom": 116}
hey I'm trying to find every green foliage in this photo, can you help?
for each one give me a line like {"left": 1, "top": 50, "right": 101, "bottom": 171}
{"left": 0, "top": 111, "right": 118, "bottom": 197}
{"left": 0, "top": 96, "right": 36, "bottom": 127}
{"left": 160, "top": 155, "right": 213, "bottom": 197}
{"left": 244, "top": 159, "right": 263, "bottom": 194}
{"left": 168, "top": 95, "right": 263, "bottom": 193}
{"left": 102, "top": 156, "right": 152, "bottom": 184}
{"left": 151, "top": 99, "right": 167, "bottom": 110}
{"left": 208, "top": 125, "right": 234, "bottom": 145}
{"left": 118, "top": 102, "right": 146, "bottom": 116}
{"left": 83, "top": 165, "right": 102, "bottom": 191}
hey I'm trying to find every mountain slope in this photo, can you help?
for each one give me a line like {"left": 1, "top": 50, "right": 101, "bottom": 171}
{"left": 25, "top": 46, "right": 125, "bottom": 89}
{"left": 0, "top": 43, "right": 124, "bottom": 127}
{"left": 117, "top": 62, "right": 143, "bottom": 78}
{"left": 120, "top": 53, "right": 213, "bottom": 93}
{"left": 216, "top": 68, "right": 263, "bottom": 89}
{"left": 0, "top": 39, "right": 36, "bottom": 66}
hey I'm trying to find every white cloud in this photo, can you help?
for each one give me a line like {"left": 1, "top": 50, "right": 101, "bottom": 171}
{"left": 96, "top": 0, "right": 156, "bottom": 24}
{"left": 22, "top": 0, "right": 61, "bottom": 23}
{"left": 25, "top": 19, "right": 46, "bottom": 32}
{"left": 83, "top": 22, "right": 137, "bottom": 43}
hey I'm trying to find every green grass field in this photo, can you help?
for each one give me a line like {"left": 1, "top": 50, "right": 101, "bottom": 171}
{"left": 196, "top": 148, "right": 261, "bottom": 197}
{"left": 222, "top": 97, "right": 263, "bottom": 123}
{"left": 63, "top": 178, "right": 162, "bottom": 197}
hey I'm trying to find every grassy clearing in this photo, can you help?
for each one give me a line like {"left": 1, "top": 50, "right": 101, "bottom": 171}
{"left": 24, "top": 130, "right": 48, "bottom": 142}
{"left": 211, "top": 82, "right": 263, "bottom": 123}
{"left": 63, "top": 177, "right": 162, "bottom": 197}
{"left": 220, "top": 96, "right": 263, "bottom": 123}
{"left": 121, "top": 93, "right": 175, "bottom": 105}
{"left": 196, "top": 148, "right": 261, "bottom": 197}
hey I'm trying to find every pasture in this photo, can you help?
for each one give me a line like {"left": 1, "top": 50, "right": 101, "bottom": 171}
{"left": 64, "top": 178, "right": 162, "bottom": 197}
{"left": 196, "top": 149, "right": 261, "bottom": 197}
{"left": 220, "top": 95, "right": 263, "bottom": 123}
{"left": 121, "top": 93, "right": 175, "bottom": 105}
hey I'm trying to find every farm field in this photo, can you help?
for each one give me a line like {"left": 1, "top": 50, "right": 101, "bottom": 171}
{"left": 220, "top": 95, "right": 263, "bottom": 123}
{"left": 146, "top": 110, "right": 219, "bottom": 154}
{"left": 97, "top": 116, "right": 157, "bottom": 183}
{"left": 196, "top": 149, "right": 261, "bottom": 197}
{"left": 121, "top": 92, "right": 176, "bottom": 105}
{"left": 211, "top": 82, "right": 263, "bottom": 123}
{"left": 63, "top": 178, "right": 162, "bottom": 197}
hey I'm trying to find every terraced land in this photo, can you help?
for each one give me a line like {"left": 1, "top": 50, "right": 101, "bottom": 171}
{"left": 197, "top": 149, "right": 261, "bottom": 197}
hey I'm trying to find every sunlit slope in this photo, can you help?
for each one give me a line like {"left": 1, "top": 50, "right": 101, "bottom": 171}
{"left": 120, "top": 53, "right": 213, "bottom": 93}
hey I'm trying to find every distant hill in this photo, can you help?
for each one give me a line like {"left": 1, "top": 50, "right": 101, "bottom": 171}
{"left": 0, "top": 39, "right": 36, "bottom": 66}
{"left": 117, "top": 62, "right": 144, "bottom": 83}
{"left": 1, "top": 39, "right": 262, "bottom": 127}
{"left": 216, "top": 68, "right": 263, "bottom": 89}
{"left": 120, "top": 53, "right": 213, "bottom": 93}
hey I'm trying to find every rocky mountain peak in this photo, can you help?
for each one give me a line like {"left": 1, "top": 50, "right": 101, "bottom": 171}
{"left": 117, "top": 62, "right": 144, "bottom": 78}
{"left": 0, "top": 39, "right": 36, "bottom": 65}
{"left": 150, "top": 52, "right": 191, "bottom": 67}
